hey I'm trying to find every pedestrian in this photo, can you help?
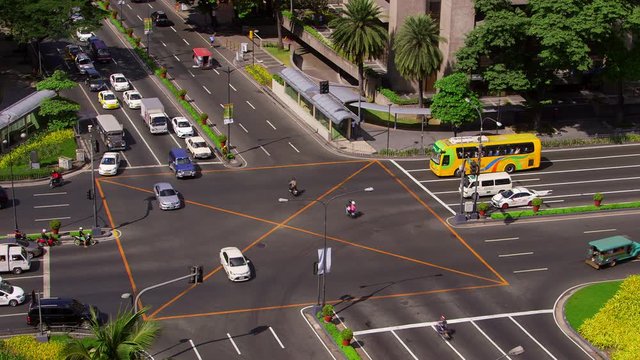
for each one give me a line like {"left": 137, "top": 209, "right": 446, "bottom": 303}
{"left": 351, "top": 121, "right": 358, "bottom": 140}
{"left": 209, "top": 33, "right": 216, "bottom": 47}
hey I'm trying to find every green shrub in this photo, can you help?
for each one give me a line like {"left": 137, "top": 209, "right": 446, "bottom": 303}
{"left": 49, "top": 219, "right": 61, "bottom": 231}
{"left": 490, "top": 201, "right": 640, "bottom": 220}
{"left": 0, "top": 335, "right": 66, "bottom": 360}
{"left": 341, "top": 328, "right": 354, "bottom": 342}
{"left": 579, "top": 275, "right": 640, "bottom": 359}
{"left": 321, "top": 320, "right": 361, "bottom": 360}
{"left": 0, "top": 129, "right": 75, "bottom": 171}
{"left": 272, "top": 73, "right": 284, "bottom": 85}
{"left": 379, "top": 88, "right": 420, "bottom": 105}
{"left": 541, "top": 133, "right": 640, "bottom": 148}
{"left": 593, "top": 192, "right": 604, "bottom": 201}
{"left": 245, "top": 64, "right": 272, "bottom": 87}
{"left": 322, "top": 304, "right": 334, "bottom": 317}
{"left": 531, "top": 197, "right": 543, "bottom": 207}
{"left": 477, "top": 202, "right": 490, "bottom": 212}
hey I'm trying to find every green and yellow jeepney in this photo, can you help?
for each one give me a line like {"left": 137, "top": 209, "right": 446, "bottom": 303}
{"left": 586, "top": 236, "right": 640, "bottom": 269}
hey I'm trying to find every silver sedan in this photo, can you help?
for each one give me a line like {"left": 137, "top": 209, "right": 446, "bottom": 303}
{"left": 153, "top": 182, "right": 181, "bottom": 210}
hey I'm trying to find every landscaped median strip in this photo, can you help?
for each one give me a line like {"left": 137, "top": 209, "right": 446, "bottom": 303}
{"left": 96, "top": 0, "right": 232, "bottom": 159}
{"left": 489, "top": 201, "right": 640, "bottom": 220}
{"left": 316, "top": 305, "right": 360, "bottom": 360}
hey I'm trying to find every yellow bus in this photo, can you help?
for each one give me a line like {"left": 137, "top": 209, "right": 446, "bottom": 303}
{"left": 429, "top": 134, "right": 542, "bottom": 177}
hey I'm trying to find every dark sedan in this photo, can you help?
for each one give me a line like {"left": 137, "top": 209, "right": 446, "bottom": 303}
{"left": 151, "top": 11, "right": 171, "bottom": 26}
{"left": 85, "top": 68, "right": 108, "bottom": 92}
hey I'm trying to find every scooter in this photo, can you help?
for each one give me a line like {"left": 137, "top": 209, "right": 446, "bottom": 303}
{"left": 289, "top": 187, "right": 300, "bottom": 197}
{"left": 36, "top": 236, "right": 61, "bottom": 247}
{"left": 345, "top": 202, "right": 358, "bottom": 218}
{"left": 72, "top": 233, "right": 96, "bottom": 247}
{"left": 49, "top": 176, "right": 63, "bottom": 189}
{"left": 435, "top": 323, "right": 452, "bottom": 340}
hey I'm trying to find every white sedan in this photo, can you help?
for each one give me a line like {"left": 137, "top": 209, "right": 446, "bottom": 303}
{"left": 123, "top": 90, "right": 142, "bottom": 109}
{"left": 109, "top": 73, "right": 131, "bottom": 91}
{"left": 186, "top": 136, "right": 212, "bottom": 159}
{"left": 0, "top": 278, "right": 25, "bottom": 307}
{"left": 220, "top": 247, "right": 251, "bottom": 282}
{"left": 98, "top": 152, "right": 120, "bottom": 176}
{"left": 171, "top": 117, "right": 194, "bottom": 138}
{"left": 491, "top": 186, "right": 551, "bottom": 209}
{"left": 76, "top": 29, "right": 95, "bottom": 42}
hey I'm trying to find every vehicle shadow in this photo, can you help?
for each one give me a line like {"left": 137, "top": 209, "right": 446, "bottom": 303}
{"left": 115, "top": 196, "right": 154, "bottom": 229}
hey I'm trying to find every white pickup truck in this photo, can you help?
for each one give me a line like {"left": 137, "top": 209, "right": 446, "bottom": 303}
{"left": 140, "top": 98, "right": 169, "bottom": 134}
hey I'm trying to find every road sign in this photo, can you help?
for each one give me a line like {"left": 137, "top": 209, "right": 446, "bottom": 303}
{"left": 223, "top": 103, "right": 234, "bottom": 124}
{"left": 144, "top": 18, "right": 152, "bottom": 34}
{"left": 317, "top": 248, "right": 332, "bottom": 275}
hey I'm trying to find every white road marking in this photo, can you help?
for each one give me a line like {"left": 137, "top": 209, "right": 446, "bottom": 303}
{"left": 188, "top": 339, "right": 203, "bottom": 360}
{"left": 35, "top": 216, "right": 71, "bottom": 222}
{"left": 226, "top": 333, "right": 241, "bottom": 355}
{"left": 126, "top": 4, "right": 131, "bottom": 9}
{"left": 471, "top": 321, "right": 511, "bottom": 360}
{"left": 195, "top": 161, "right": 223, "bottom": 165}
{"left": 4, "top": 275, "right": 43, "bottom": 280}
{"left": 246, "top": 100, "right": 255, "bottom": 109}
{"left": 220, "top": 104, "right": 224, "bottom": 108}
{"left": 147, "top": 3, "right": 153, "bottom": 8}
{"left": 288, "top": 142, "right": 300, "bottom": 153}
{"left": 513, "top": 268, "right": 548, "bottom": 274}
{"left": 391, "top": 160, "right": 456, "bottom": 215}
{"left": 0, "top": 313, "right": 27, "bottom": 318}
{"left": 509, "top": 316, "right": 557, "bottom": 359}
{"left": 137, "top": 15, "right": 142, "bottom": 21}
{"left": 43, "top": 248, "right": 50, "bottom": 297}
{"left": 173, "top": 54, "right": 180, "bottom": 61}
{"left": 229, "top": 84, "right": 237, "bottom": 92}
{"left": 484, "top": 237, "right": 519, "bottom": 243}
{"left": 266, "top": 120, "right": 276, "bottom": 129}
{"left": 543, "top": 143, "right": 640, "bottom": 152}
{"left": 269, "top": 327, "right": 285, "bottom": 349}
{"left": 238, "top": 123, "right": 248, "bottom": 133}
{"left": 260, "top": 145, "right": 271, "bottom": 156}
{"left": 583, "top": 229, "right": 616, "bottom": 234}
{"left": 183, "top": 38, "right": 190, "bottom": 45}
{"left": 114, "top": 96, "right": 162, "bottom": 165}
{"left": 34, "top": 192, "right": 67, "bottom": 197}
{"left": 202, "top": 86, "right": 211, "bottom": 94}
{"left": 391, "top": 330, "right": 418, "bottom": 360}
{"left": 112, "top": 58, "right": 118, "bottom": 65}
{"left": 498, "top": 252, "right": 533, "bottom": 258}
{"left": 406, "top": 168, "right": 427, "bottom": 173}
{"left": 161, "top": 41, "right": 167, "bottom": 47}
{"left": 527, "top": 176, "right": 640, "bottom": 188}
{"left": 34, "top": 204, "right": 69, "bottom": 209}
{"left": 213, "top": 68, "right": 220, "bottom": 75}
{"left": 431, "top": 326, "right": 465, "bottom": 359}
{"left": 353, "top": 309, "right": 554, "bottom": 336}
{"left": 170, "top": 26, "right": 177, "bottom": 33}
{"left": 543, "top": 153, "right": 640, "bottom": 162}
{"left": 188, "top": 70, "right": 195, "bottom": 77}
{"left": 119, "top": 150, "right": 132, "bottom": 168}
{"left": 300, "top": 306, "right": 337, "bottom": 360}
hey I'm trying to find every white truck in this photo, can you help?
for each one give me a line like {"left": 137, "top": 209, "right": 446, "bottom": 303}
{"left": 0, "top": 244, "right": 31, "bottom": 274}
{"left": 140, "top": 98, "right": 169, "bottom": 134}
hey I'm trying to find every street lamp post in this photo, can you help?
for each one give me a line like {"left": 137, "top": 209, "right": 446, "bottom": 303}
{"left": 494, "top": 345, "right": 524, "bottom": 360}
{"left": 278, "top": 187, "right": 374, "bottom": 307}
{"left": 386, "top": 104, "right": 391, "bottom": 151}
{"left": 222, "top": 66, "right": 233, "bottom": 152}
{"left": 2, "top": 132, "right": 26, "bottom": 231}
{"left": 88, "top": 125, "right": 99, "bottom": 234}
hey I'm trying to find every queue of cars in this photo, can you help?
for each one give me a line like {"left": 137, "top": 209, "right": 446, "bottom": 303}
{"left": 459, "top": 172, "right": 552, "bottom": 210}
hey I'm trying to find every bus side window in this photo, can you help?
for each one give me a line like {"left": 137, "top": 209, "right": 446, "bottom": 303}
{"left": 442, "top": 155, "right": 450, "bottom": 166}
{"left": 0, "top": 255, "right": 5, "bottom": 262}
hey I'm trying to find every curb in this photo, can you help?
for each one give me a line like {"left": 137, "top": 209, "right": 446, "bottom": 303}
{"left": 301, "top": 306, "right": 343, "bottom": 360}
{"left": 553, "top": 281, "right": 617, "bottom": 360}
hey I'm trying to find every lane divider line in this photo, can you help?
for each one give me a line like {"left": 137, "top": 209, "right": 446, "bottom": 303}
{"left": 484, "top": 237, "right": 519, "bottom": 243}
{"left": 33, "top": 192, "right": 67, "bottom": 196}
{"left": 509, "top": 316, "right": 557, "bottom": 359}
{"left": 188, "top": 339, "right": 203, "bottom": 360}
{"left": 513, "top": 268, "right": 548, "bottom": 273}
{"left": 238, "top": 123, "right": 248, "bottom": 133}
{"left": 34, "top": 204, "right": 69, "bottom": 209}
{"left": 35, "top": 216, "right": 71, "bottom": 222}
{"left": 266, "top": 120, "right": 276, "bottom": 129}
{"left": 226, "top": 333, "right": 241, "bottom": 355}
{"left": 583, "top": 229, "right": 616, "bottom": 234}
{"left": 288, "top": 142, "right": 300, "bottom": 153}
{"left": 269, "top": 327, "right": 285, "bottom": 349}
{"left": 498, "top": 252, "right": 533, "bottom": 258}
{"left": 391, "top": 330, "right": 418, "bottom": 360}
{"left": 229, "top": 84, "right": 237, "bottom": 92}
{"left": 246, "top": 100, "right": 255, "bottom": 109}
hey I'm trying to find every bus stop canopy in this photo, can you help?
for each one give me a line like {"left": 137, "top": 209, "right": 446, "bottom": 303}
{"left": 0, "top": 90, "right": 55, "bottom": 131}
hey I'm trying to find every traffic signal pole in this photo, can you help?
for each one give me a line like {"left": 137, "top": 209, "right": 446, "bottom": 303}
{"left": 133, "top": 266, "right": 202, "bottom": 313}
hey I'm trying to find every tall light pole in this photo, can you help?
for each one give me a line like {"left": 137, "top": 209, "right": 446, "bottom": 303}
{"left": 222, "top": 66, "right": 233, "bottom": 152}
{"left": 2, "top": 132, "right": 26, "bottom": 231}
{"left": 88, "top": 125, "right": 99, "bottom": 234}
{"left": 279, "top": 187, "right": 374, "bottom": 307}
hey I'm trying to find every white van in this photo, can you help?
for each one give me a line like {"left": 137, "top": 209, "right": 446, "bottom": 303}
{"left": 0, "top": 244, "right": 31, "bottom": 274}
{"left": 460, "top": 172, "right": 512, "bottom": 198}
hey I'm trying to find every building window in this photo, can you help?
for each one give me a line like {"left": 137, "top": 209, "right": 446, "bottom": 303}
{"left": 285, "top": 83, "right": 298, "bottom": 103}
{"left": 300, "top": 96, "right": 313, "bottom": 115}
{"left": 315, "top": 109, "right": 330, "bottom": 128}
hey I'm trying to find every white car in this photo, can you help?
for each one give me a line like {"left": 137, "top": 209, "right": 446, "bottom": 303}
{"left": 109, "top": 73, "right": 131, "bottom": 91}
{"left": 0, "top": 278, "right": 25, "bottom": 307}
{"left": 491, "top": 186, "right": 551, "bottom": 209}
{"left": 123, "top": 90, "right": 142, "bottom": 109}
{"left": 171, "top": 117, "right": 194, "bottom": 138}
{"left": 220, "top": 247, "right": 251, "bottom": 282}
{"left": 76, "top": 29, "right": 95, "bottom": 42}
{"left": 98, "top": 152, "right": 120, "bottom": 176}
{"left": 186, "top": 136, "right": 212, "bottom": 159}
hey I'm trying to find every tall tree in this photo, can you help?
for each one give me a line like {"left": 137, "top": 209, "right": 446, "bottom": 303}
{"left": 455, "top": 0, "right": 630, "bottom": 130}
{"left": 329, "top": 0, "right": 387, "bottom": 122}
{"left": 36, "top": 70, "right": 77, "bottom": 96}
{"left": 62, "top": 308, "right": 160, "bottom": 360}
{"left": 431, "top": 72, "right": 481, "bottom": 136}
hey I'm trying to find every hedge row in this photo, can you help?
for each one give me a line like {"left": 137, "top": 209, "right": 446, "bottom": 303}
{"left": 542, "top": 133, "right": 640, "bottom": 148}
{"left": 245, "top": 64, "right": 272, "bottom": 87}
{"left": 0, "top": 335, "right": 65, "bottom": 360}
{"left": 378, "top": 88, "right": 420, "bottom": 105}
{"left": 489, "top": 201, "right": 640, "bottom": 220}
{"left": 579, "top": 275, "right": 640, "bottom": 360}
{"left": 283, "top": 10, "right": 334, "bottom": 50}
{"left": 315, "top": 311, "right": 360, "bottom": 360}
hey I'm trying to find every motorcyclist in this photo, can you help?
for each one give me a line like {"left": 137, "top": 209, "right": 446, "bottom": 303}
{"left": 77, "top": 227, "right": 91, "bottom": 247}
{"left": 13, "top": 229, "right": 25, "bottom": 241}
{"left": 288, "top": 178, "right": 298, "bottom": 194}
{"left": 40, "top": 229, "right": 49, "bottom": 241}
{"left": 346, "top": 200, "right": 357, "bottom": 215}
{"left": 50, "top": 170, "right": 62, "bottom": 185}
{"left": 437, "top": 315, "right": 448, "bottom": 333}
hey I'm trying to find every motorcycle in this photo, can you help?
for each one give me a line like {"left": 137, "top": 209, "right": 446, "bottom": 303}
{"left": 435, "top": 323, "right": 452, "bottom": 340}
{"left": 36, "top": 236, "right": 61, "bottom": 247}
{"left": 73, "top": 233, "right": 96, "bottom": 247}
{"left": 49, "top": 175, "right": 63, "bottom": 188}
{"left": 289, "top": 187, "right": 300, "bottom": 196}
{"left": 345, "top": 200, "right": 358, "bottom": 218}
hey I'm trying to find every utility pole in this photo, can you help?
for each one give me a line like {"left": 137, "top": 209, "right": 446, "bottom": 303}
{"left": 88, "top": 125, "right": 99, "bottom": 235}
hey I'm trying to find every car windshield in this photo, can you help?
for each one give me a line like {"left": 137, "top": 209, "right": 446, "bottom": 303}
{"left": 129, "top": 93, "right": 141, "bottom": 100}
{"left": 78, "top": 58, "right": 91, "bottom": 65}
{"left": 501, "top": 190, "right": 514, "bottom": 198}
{"left": 101, "top": 157, "right": 116, "bottom": 165}
{"left": 0, "top": 282, "right": 13, "bottom": 293}
{"left": 229, "top": 257, "right": 246, "bottom": 266}
{"left": 178, "top": 122, "right": 189, "bottom": 128}
{"left": 103, "top": 93, "right": 116, "bottom": 100}
{"left": 176, "top": 158, "right": 191, "bottom": 165}
{"left": 115, "top": 77, "right": 126, "bottom": 82}
{"left": 152, "top": 117, "right": 167, "bottom": 126}
{"left": 192, "top": 141, "right": 206, "bottom": 148}
{"left": 159, "top": 189, "right": 176, "bottom": 197}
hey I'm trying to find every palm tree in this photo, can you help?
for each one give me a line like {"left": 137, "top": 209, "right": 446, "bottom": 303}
{"left": 330, "top": 0, "right": 388, "bottom": 123}
{"left": 63, "top": 307, "right": 160, "bottom": 360}
{"left": 393, "top": 14, "right": 445, "bottom": 152}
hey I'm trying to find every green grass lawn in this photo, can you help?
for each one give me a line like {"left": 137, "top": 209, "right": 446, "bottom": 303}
{"left": 363, "top": 108, "right": 420, "bottom": 125}
{"left": 565, "top": 281, "right": 622, "bottom": 330}
{"left": 0, "top": 137, "right": 76, "bottom": 179}
{"left": 263, "top": 46, "right": 292, "bottom": 67}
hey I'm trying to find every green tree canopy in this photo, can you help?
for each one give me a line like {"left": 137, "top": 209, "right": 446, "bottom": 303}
{"left": 38, "top": 98, "right": 80, "bottom": 130}
{"left": 36, "top": 70, "right": 77, "bottom": 95}
{"left": 430, "top": 72, "right": 481, "bottom": 135}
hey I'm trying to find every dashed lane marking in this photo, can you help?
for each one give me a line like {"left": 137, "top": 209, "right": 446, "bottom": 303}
{"left": 226, "top": 333, "right": 241, "bottom": 355}
{"left": 35, "top": 216, "right": 71, "bottom": 222}
{"left": 583, "top": 229, "right": 616, "bottom": 234}
{"left": 213, "top": 68, "right": 219, "bottom": 75}
{"left": 188, "top": 70, "right": 194, "bottom": 77}
{"left": 173, "top": 54, "right": 180, "bottom": 61}
{"left": 33, "top": 192, "right": 67, "bottom": 196}
{"left": 161, "top": 41, "right": 167, "bottom": 47}
{"left": 183, "top": 38, "right": 190, "bottom": 45}
{"left": 260, "top": 145, "right": 271, "bottom": 156}
{"left": 269, "top": 327, "right": 285, "bottom": 349}
{"left": 391, "top": 330, "right": 418, "bottom": 360}
{"left": 170, "top": 26, "right": 177, "bottom": 33}
{"left": 136, "top": 15, "right": 142, "bottom": 21}
{"left": 246, "top": 100, "right": 255, "bottom": 109}
{"left": 498, "top": 252, "right": 533, "bottom": 258}
{"left": 188, "top": 339, "right": 203, "bottom": 360}
{"left": 513, "top": 268, "right": 548, "bottom": 274}
{"left": 229, "top": 84, "right": 237, "bottom": 91}
{"left": 288, "top": 142, "right": 300, "bottom": 153}
{"left": 34, "top": 204, "right": 69, "bottom": 209}
{"left": 202, "top": 86, "right": 211, "bottom": 94}
{"left": 484, "top": 237, "right": 519, "bottom": 243}
{"left": 266, "top": 120, "right": 276, "bottom": 129}
{"left": 238, "top": 123, "right": 248, "bottom": 133}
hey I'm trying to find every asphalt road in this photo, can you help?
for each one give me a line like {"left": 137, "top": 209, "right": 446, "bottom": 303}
{"left": 1, "top": 1, "right": 640, "bottom": 358}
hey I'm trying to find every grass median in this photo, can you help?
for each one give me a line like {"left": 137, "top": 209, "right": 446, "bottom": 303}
{"left": 565, "top": 281, "right": 622, "bottom": 330}
{"left": 488, "top": 201, "right": 640, "bottom": 220}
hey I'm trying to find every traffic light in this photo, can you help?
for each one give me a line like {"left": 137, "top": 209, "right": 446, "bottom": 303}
{"left": 196, "top": 265, "right": 203, "bottom": 283}
{"left": 86, "top": 190, "right": 93, "bottom": 200}
{"left": 189, "top": 266, "right": 204, "bottom": 284}
{"left": 319, "top": 80, "right": 329, "bottom": 94}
